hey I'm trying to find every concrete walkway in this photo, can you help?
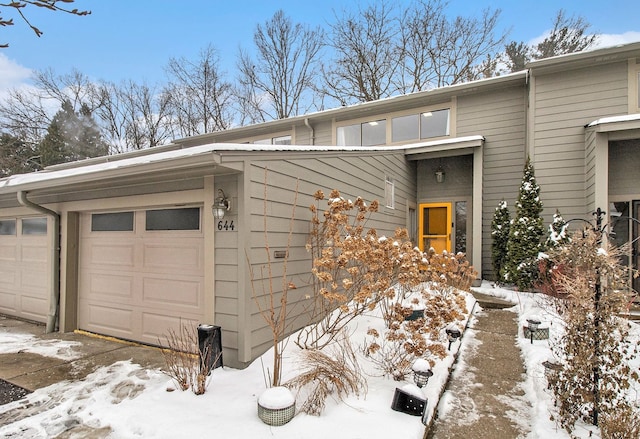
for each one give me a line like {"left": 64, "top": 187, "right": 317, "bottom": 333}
{"left": 426, "top": 298, "right": 531, "bottom": 439}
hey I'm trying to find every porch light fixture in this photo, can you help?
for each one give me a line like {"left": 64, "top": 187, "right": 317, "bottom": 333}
{"left": 435, "top": 165, "right": 445, "bottom": 183}
{"left": 412, "top": 359, "right": 433, "bottom": 388}
{"left": 212, "top": 189, "right": 231, "bottom": 219}
{"left": 446, "top": 326, "right": 461, "bottom": 351}
{"left": 526, "top": 317, "right": 541, "bottom": 344}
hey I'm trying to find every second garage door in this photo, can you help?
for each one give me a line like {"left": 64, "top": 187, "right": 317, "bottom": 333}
{"left": 78, "top": 207, "right": 205, "bottom": 345}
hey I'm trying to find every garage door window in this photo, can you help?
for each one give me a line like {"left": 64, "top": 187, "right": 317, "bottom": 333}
{"left": 22, "top": 217, "right": 47, "bottom": 235}
{"left": 91, "top": 212, "right": 134, "bottom": 232}
{"left": 0, "top": 219, "right": 16, "bottom": 235}
{"left": 146, "top": 208, "right": 200, "bottom": 231}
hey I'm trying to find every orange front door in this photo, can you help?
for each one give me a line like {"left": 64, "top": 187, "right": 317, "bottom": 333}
{"left": 419, "top": 203, "right": 451, "bottom": 253}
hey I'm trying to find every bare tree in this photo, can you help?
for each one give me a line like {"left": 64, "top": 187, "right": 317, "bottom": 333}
{"left": 92, "top": 80, "right": 172, "bottom": 152}
{"left": 164, "top": 44, "right": 234, "bottom": 138}
{"left": 503, "top": 9, "right": 597, "bottom": 73}
{"left": 323, "top": 1, "right": 401, "bottom": 105}
{"left": 236, "top": 9, "right": 323, "bottom": 122}
{"left": 399, "top": 0, "right": 506, "bottom": 90}
{"left": 534, "top": 9, "right": 597, "bottom": 59}
{"left": 1, "top": 0, "right": 90, "bottom": 47}
{"left": 0, "top": 68, "right": 98, "bottom": 145}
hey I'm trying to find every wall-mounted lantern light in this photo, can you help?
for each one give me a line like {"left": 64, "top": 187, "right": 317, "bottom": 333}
{"left": 212, "top": 189, "right": 231, "bottom": 219}
{"left": 435, "top": 166, "right": 445, "bottom": 183}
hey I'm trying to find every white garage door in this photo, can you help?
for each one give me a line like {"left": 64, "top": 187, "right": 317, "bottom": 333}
{"left": 0, "top": 217, "right": 50, "bottom": 323}
{"left": 78, "top": 207, "right": 205, "bottom": 345}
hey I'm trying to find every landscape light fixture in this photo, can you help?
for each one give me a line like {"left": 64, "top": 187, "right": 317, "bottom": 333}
{"left": 412, "top": 359, "right": 434, "bottom": 388}
{"left": 446, "top": 327, "right": 461, "bottom": 351}
{"left": 212, "top": 189, "right": 231, "bottom": 219}
{"left": 526, "top": 317, "right": 541, "bottom": 344}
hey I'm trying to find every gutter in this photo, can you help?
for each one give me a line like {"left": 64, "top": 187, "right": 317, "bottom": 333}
{"left": 17, "top": 191, "right": 60, "bottom": 333}
{"left": 304, "top": 118, "right": 315, "bottom": 145}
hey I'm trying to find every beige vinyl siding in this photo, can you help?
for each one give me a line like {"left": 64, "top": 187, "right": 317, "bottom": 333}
{"left": 312, "top": 119, "right": 334, "bottom": 145}
{"left": 212, "top": 174, "right": 241, "bottom": 365}
{"left": 532, "top": 62, "right": 628, "bottom": 221}
{"left": 456, "top": 85, "right": 527, "bottom": 279}
{"left": 242, "top": 151, "right": 415, "bottom": 361}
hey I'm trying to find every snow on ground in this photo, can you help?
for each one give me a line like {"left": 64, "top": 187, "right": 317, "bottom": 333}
{"left": 0, "top": 332, "right": 82, "bottom": 361}
{"left": 0, "top": 283, "right": 638, "bottom": 438}
{"left": 473, "top": 281, "right": 640, "bottom": 439}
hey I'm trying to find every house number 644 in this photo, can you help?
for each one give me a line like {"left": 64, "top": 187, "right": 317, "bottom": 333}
{"left": 217, "top": 220, "right": 235, "bottom": 231}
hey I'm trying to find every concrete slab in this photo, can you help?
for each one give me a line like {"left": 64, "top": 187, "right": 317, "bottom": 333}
{"left": 0, "top": 316, "right": 166, "bottom": 393}
{"left": 426, "top": 306, "right": 531, "bottom": 439}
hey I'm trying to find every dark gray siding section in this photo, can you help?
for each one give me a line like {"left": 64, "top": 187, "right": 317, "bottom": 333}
{"left": 533, "top": 62, "right": 628, "bottom": 220}
{"left": 456, "top": 85, "right": 527, "bottom": 279}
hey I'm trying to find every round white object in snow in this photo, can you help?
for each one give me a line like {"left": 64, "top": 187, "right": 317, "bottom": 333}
{"left": 412, "top": 358, "right": 432, "bottom": 373}
{"left": 258, "top": 386, "right": 295, "bottom": 409}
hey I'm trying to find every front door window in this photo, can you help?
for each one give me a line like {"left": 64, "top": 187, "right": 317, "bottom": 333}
{"left": 609, "top": 201, "right": 640, "bottom": 294}
{"left": 419, "top": 202, "right": 451, "bottom": 253}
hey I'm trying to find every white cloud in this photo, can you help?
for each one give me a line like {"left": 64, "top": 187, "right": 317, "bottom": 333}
{"left": 593, "top": 31, "right": 640, "bottom": 48}
{"left": 0, "top": 53, "right": 33, "bottom": 98}
{"left": 527, "top": 31, "right": 640, "bottom": 50}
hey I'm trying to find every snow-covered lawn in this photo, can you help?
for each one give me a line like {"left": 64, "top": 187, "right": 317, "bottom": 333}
{"left": 0, "top": 283, "right": 638, "bottom": 438}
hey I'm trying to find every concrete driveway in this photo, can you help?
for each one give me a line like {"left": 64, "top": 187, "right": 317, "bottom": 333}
{"left": 0, "top": 315, "right": 166, "bottom": 396}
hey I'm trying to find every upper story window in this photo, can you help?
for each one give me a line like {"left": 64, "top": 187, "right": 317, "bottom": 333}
{"left": 253, "top": 135, "right": 292, "bottom": 145}
{"left": 337, "top": 119, "right": 386, "bottom": 146}
{"left": 337, "top": 105, "right": 452, "bottom": 146}
{"left": 393, "top": 109, "right": 449, "bottom": 142}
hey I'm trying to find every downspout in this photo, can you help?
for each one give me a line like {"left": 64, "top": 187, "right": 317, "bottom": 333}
{"left": 17, "top": 191, "right": 60, "bottom": 333}
{"left": 304, "top": 118, "right": 315, "bottom": 145}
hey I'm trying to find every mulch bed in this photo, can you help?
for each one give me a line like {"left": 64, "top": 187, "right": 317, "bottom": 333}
{"left": 0, "top": 378, "right": 31, "bottom": 405}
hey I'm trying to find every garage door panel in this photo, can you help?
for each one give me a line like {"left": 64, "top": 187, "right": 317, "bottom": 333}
{"left": 86, "top": 272, "right": 135, "bottom": 300}
{"left": 20, "top": 295, "right": 47, "bottom": 319}
{"left": 0, "top": 268, "right": 17, "bottom": 288}
{"left": 142, "top": 313, "right": 200, "bottom": 343}
{"left": 20, "top": 268, "right": 48, "bottom": 290}
{"left": 21, "top": 243, "right": 47, "bottom": 263}
{"left": 87, "top": 243, "right": 136, "bottom": 267}
{"left": 0, "top": 243, "right": 17, "bottom": 260}
{"left": 142, "top": 277, "right": 202, "bottom": 309}
{"left": 143, "top": 242, "right": 203, "bottom": 273}
{"left": 0, "top": 291, "right": 17, "bottom": 312}
{"left": 81, "top": 301, "right": 134, "bottom": 334}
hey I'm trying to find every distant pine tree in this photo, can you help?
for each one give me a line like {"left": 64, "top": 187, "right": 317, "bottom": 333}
{"left": 491, "top": 200, "right": 511, "bottom": 282}
{"left": 505, "top": 156, "right": 544, "bottom": 290}
{"left": 37, "top": 100, "right": 108, "bottom": 168}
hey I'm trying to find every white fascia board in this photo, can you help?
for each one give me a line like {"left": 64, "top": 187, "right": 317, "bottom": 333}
{"left": 0, "top": 144, "right": 222, "bottom": 194}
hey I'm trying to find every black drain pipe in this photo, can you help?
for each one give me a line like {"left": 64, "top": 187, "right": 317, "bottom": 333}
{"left": 17, "top": 191, "right": 60, "bottom": 333}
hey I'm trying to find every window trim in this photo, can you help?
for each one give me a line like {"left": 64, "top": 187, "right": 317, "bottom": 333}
{"left": 385, "top": 175, "right": 395, "bottom": 209}
{"left": 334, "top": 100, "right": 456, "bottom": 146}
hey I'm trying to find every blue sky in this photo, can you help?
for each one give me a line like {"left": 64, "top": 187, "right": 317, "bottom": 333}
{"left": 1, "top": 0, "right": 640, "bottom": 90}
